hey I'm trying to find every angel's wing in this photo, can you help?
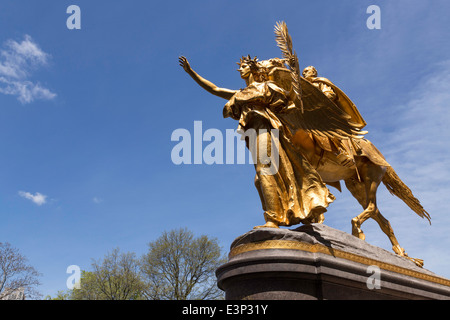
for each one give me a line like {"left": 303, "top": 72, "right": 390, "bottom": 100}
{"left": 274, "top": 21, "right": 366, "bottom": 141}
{"left": 298, "top": 77, "right": 367, "bottom": 139}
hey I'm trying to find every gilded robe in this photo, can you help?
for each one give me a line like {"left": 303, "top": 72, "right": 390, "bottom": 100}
{"left": 223, "top": 81, "right": 335, "bottom": 226}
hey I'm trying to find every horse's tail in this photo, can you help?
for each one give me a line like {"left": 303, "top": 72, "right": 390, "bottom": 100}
{"left": 382, "top": 166, "right": 431, "bottom": 224}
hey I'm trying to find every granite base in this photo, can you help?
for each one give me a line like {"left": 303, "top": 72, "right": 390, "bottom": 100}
{"left": 216, "top": 224, "right": 450, "bottom": 300}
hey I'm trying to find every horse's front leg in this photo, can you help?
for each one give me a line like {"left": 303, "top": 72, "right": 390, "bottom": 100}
{"left": 344, "top": 177, "right": 370, "bottom": 240}
{"left": 346, "top": 158, "right": 384, "bottom": 240}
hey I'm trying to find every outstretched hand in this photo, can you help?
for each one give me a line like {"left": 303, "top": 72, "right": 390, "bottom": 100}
{"left": 177, "top": 55, "right": 236, "bottom": 100}
{"left": 179, "top": 56, "right": 191, "bottom": 73}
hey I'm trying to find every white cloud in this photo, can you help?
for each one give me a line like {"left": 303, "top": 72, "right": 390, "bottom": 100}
{"left": 18, "top": 191, "right": 47, "bottom": 206}
{"left": 380, "top": 59, "right": 450, "bottom": 183}
{"left": 0, "top": 77, "right": 56, "bottom": 103}
{"left": 92, "top": 197, "right": 103, "bottom": 204}
{"left": 0, "top": 34, "right": 56, "bottom": 103}
{"left": 363, "top": 59, "right": 450, "bottom": 276}
{"left": 327, "top": 58, "right": 450, "bottom": 278}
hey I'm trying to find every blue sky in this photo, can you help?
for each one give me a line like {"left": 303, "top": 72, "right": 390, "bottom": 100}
{"left": 1, "top": 0, "right": 450, "bottom": 298}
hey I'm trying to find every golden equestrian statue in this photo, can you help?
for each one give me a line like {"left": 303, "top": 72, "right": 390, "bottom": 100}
{"left": 179, "top": 21, "right": 430, "bottom": 267}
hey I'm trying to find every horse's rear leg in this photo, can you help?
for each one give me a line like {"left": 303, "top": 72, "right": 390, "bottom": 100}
{"left": 372, "top": 209, "right": 424, "bottom": 267}
{"left": 344, "top": 178, "right": 371, "bottom": 240}
{"left": 345, "top": 159, "right": 385, "bottom": 241}
{"left": 346, "top": 177, "right": 402, "bottom": 250}
{"left": 346, "top": 170, "right": 424, "bottom": 267}
{"left": 371, "top": 209, "right": 404, "bottom": 255}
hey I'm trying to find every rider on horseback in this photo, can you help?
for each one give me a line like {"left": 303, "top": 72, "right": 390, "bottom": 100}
{"left": 302, "top": 65, "right": 367, "bottom": 170}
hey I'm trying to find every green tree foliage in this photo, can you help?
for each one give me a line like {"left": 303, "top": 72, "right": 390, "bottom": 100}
{"left": 45, "top": 271, "right": 114, "bottom": 300}
{"left": 140, "top": 228, "right": 227, "bottom": 300}
{"left": 47, "top": 249, "right": 145, "bottom": 300}
{"left": 74, "top": 248, "right": 144, "bottom": 300}
{"left": 45, "top": 228, "right": 226, "bottom": 300}
{"left": 45, "top": 290, "right": 71, "bottom": 300}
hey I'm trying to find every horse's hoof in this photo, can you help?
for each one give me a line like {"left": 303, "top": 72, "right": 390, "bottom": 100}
{"left": 410, "top": 257, "right": 424, "bottom": 268}
{"left": 392, "top": 245, "right": 424, "bottom": 267}
{"left": 354, "top": 230, "right": 365, "bottom": 240}
{"left": 351, "top": 218, "right": 366, "bottom": 240}
{"left": 392, "top": 245, "right": 406, "bottom": 256}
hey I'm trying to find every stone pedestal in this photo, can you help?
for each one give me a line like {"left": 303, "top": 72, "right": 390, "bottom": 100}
{"left": 216, "top": 224, "right": 450, "bottom": 300}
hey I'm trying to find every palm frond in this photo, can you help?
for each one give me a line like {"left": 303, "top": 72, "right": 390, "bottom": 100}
{"left": 274, "top": 21, "right": 303, "bottom": 112}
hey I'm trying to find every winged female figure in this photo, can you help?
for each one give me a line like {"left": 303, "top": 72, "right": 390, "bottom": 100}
{"left": 179, "top": 21, "right": 430, "bottom": 267}
{"left": 179, "top": 54, "right": 335, "bottom": 227}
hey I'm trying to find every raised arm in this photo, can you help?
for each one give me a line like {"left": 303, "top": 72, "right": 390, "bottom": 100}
{"left": 179, "top": 56, "right": 236, "bottom": 100}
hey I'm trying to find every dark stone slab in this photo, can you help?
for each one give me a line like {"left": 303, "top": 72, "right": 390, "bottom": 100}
{"left": 216, "top": 224, "right": 450, "bottom": 300}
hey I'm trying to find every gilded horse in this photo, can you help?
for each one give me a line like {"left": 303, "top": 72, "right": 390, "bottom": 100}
{"left": 272, "top": 65, "right": 431, "bottom": 267}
